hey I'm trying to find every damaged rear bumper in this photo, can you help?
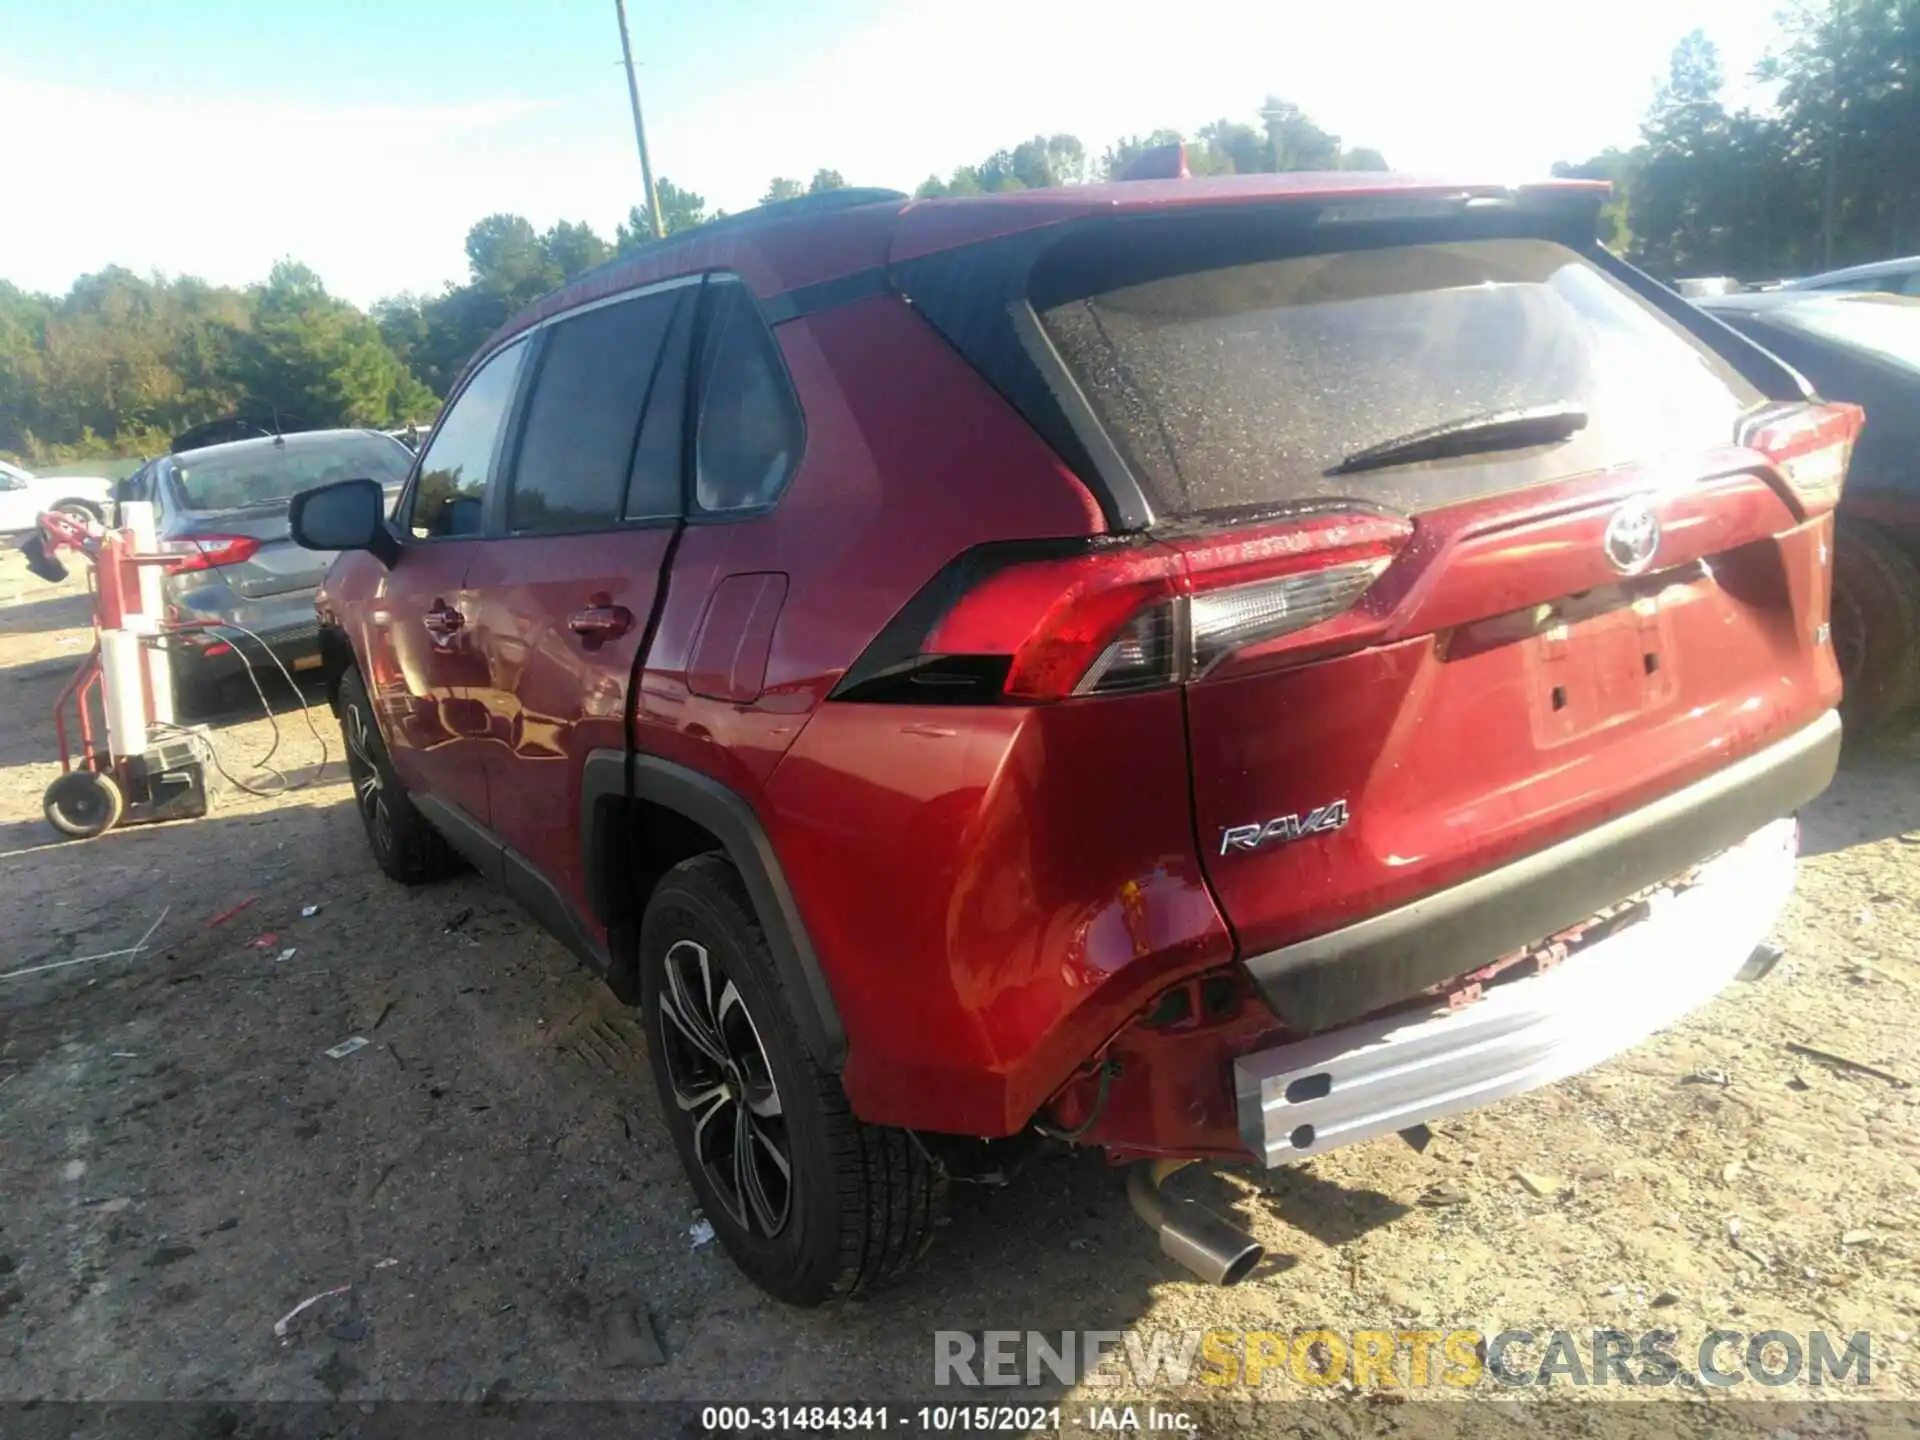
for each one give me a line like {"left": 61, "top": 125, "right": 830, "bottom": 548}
{"left": 1240, "top": 711, "right": 1840, "bottom": 1035}
{"left": 1234, "top": 813, "right": 1799, "bottom": 1167}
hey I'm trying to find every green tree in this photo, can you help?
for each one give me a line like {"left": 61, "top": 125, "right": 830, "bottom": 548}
{"left": 465, "top": 213, "right": 558, "bottom": 299}
{"left": 1259, "top": 98, "right": 1343, "bottom": 171}
{"left": 807, "top": 168, "right": 848, "bottom": 193}
{"left": 923, "top": 134, "right": 1090, "bottom": 194}
{"left": 1630, "top": 30, "right": 1735, "bottom": 275}
{"left": 541, "top": 220, "right": 611, "bottom": 281}
{"left": 761, "top": 177, "right": 805, "bottom": 204}
{"left": 0, "top": 280, "right": 52, "bottom": 455}
{"left": 372, "top": 294, "right": 432, "bottom": 376}
{"left": 616, "top": 178, "right": 712, "bottom": 251}
{"left": 234, "top": 262, "right": 432, "bottom": 427}
{"left": 1191, "top": 121, "right": 1265, "bottom": 175}
{"left": 1102, "top": 102, "right": 1385, "bottom": 181}
{"left": 1766, "top": 0, "right": 1920, "bottom": 270}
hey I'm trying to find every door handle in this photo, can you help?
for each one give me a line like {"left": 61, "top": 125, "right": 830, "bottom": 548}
{"left": 422, "top": 604, "right": 464, "bottom": 638}
{"left": 568, "top": 604, "right": 634, "bottom": 641}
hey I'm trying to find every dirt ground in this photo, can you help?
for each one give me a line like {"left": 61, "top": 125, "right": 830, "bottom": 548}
{"left": 1, "top": 541, "right": 1915, "bottom": 1433}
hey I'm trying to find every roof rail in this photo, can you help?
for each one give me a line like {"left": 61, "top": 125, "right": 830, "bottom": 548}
{"left": 703, "top": 186, "right": 910, "bottom": 233}
{"left": 565, "top": 186, "right": 910, "bottom": 293}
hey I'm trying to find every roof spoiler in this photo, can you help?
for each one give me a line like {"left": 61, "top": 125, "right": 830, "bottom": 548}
{"left": 1113, "top": 143, "right": 1190, "bottom": 182}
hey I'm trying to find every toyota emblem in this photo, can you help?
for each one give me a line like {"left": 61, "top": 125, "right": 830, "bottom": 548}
{"left": 1603, "top": 500, "right": 1662, "bottom": 575}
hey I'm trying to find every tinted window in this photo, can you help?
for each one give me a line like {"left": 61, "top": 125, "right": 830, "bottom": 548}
{"left": 409, "top": 339, "right": 527, "bottom": 539}
{"left": 509, "top": 289, "right": 685, "bottom": 533}
{"left": 626, "top": 290, "right": 695, "bottom": 520}
{"left": 171, "top": 433, "right": 413, "bottom": 511}
{"left": 694, "top": 284, "right": 802, "bottom": 514}
{"left": 1035, "top": 231, "right": 1766, "bottom": 517}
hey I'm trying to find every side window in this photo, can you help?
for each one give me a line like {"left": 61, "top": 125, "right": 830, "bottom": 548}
{"left": 693, "top": 282, "right": 803, "bottom": 515}
{"left": 508, "top": 288, "right": 686, "bottom": 534}
{"left": 1900, "top": 272, "right": 1920, "bottom": 297}
{"left": 407, "top": 338, "right": 528, "bottom": 540}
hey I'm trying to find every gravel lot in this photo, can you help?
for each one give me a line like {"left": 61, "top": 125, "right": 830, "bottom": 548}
{"left": 1, "top": 542, "right": 1915, "bottom": 1434}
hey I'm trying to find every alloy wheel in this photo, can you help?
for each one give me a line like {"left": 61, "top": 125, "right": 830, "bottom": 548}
{"left": 657, "top": 938, "right": 792, "bottom": 1238}
{"left": 343, "top": 699, "right": 392, "bottom": 855}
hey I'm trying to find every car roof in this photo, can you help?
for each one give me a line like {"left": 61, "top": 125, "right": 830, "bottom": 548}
{"left": 476, "top": 172, "right": 1609, "bottom": 378}
{"left": 1783, "top": 255, "right": 1920, "bottom": 289}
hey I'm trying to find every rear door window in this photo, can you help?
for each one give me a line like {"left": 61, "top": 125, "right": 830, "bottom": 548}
{"left": 408, "top": 338, "right": 528, "bottom": 539}
{"left": 625, "top": 293, "right": 696, "bottom": 520}
{"left": 1033, "top": 231, "right": 1766, "bottom": 518}
{"left": 507, "top": 286, "right": 689, "bottom": 533}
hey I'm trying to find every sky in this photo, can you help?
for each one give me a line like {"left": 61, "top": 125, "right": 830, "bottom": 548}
{"left": 1, "top": 0, "right": 1780, "bottom": 309}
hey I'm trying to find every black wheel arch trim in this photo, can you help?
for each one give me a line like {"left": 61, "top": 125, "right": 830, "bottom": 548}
{"left": 317, "top": 622, "right": 356, "bottom": 709}
{"left": 582, "top": 748, "right": 847, "bottom": 1069}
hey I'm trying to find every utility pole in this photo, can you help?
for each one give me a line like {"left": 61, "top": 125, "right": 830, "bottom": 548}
{"left": 614, "top": 0, "right": 663, "bottom": 240}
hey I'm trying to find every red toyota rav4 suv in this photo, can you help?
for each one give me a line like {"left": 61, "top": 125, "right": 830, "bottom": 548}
{"left": 291, "top": 175, "right": 1849, "bottom": 1305}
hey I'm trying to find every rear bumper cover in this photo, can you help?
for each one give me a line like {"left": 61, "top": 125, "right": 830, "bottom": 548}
{"left": 170, "top": 614, "right": 322, "bottom": 683}
{"left": 1241, "top": 710, "right": 1842, "bottom": 1034}
{"left": 1234, "top": 812, "right": 1798, "bottom": 1166}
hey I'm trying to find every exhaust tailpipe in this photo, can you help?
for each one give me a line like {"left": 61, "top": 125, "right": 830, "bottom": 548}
{"left": 1127, "top": 1159, "right": 1264, "bottom": 1286}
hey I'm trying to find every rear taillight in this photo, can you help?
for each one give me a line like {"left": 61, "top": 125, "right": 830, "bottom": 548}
{"left": 1741, "top": 402, "right": 1865, "bottom": 516}
{"left": 845, "top": 511, "right": 1409, "bottom": 704}
{"left": 165, "top": 534, "right": 262, "bottom": 572}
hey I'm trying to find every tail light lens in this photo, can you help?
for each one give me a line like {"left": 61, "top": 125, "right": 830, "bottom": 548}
{"left": 1186, "top": 560, "right": 1392, "bottom": 680}
{"left": 1741, "top": 401, "right": 1865, "bottom": 516}
{"left": 165, "top": 534, "right": 262, "bottom": 572}
{"left": 843, "top": 510, "right": 1409, "bottom": 704}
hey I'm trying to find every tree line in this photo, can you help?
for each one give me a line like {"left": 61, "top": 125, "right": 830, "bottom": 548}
{"left": 1556, "top": 1, "right": 1920, "bottom": 281}
{"left": 15, "top": 0, "right": 1919, "bottom": 467}
{"left": 0, "top": 91, "right": 1398, "bottom": 463}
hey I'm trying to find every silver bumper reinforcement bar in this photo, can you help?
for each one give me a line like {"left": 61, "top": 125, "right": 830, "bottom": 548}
{"left": 1235, "top": 815, "right": 1799, "bottom": 1167}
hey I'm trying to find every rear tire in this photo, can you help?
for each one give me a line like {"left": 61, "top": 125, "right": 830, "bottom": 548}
{"left": 640, "top": 854, "right": 945, "bottom": 1305}
{"left": 1832, "top": 521, "right": 1920, "bottom": 739}
{"left": 44, "top": 769, "right": 124, "bottom": 839}
{"left": 337, "top": 668, "right": 461, "bottom": 884}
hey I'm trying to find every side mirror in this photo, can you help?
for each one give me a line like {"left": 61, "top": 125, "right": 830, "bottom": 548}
{"left": 290, "top": 477, "right": 400, "bottom": 566}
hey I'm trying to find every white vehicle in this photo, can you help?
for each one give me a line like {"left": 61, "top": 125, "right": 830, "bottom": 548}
{"left": 0, "top": 460, "right": 116, "bottom": 533}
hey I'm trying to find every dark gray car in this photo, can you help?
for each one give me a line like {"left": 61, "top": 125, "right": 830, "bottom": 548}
{"left": 1697, "top": 290, "right": 1920, "bottom": 733}
{"left": 118, "top": 430, "right": 413, "bottom": 709}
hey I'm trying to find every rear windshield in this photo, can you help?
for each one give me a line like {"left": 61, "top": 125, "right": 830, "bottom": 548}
{"left": 173, "top": 433, "right": 412, "bottom": 511}
{"left": 1035, "top": 232, "right": 1766, "bottom": 517}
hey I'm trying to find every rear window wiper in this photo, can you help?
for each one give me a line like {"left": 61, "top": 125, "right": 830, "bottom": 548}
{"left": 1328, "top": 403, "right": 1589, "bottom": 476}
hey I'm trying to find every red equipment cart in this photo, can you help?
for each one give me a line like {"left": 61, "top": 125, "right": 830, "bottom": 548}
{"left": 27, "top": 502, "right": 211, "bottom": 839}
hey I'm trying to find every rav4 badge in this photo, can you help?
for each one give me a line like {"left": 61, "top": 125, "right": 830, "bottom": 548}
{"left": 1220, "top": 800, "right": 1351, "bottom": 856}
